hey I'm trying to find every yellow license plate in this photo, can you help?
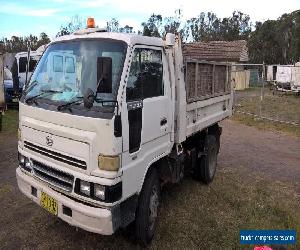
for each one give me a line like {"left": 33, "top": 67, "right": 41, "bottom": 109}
{"left": 40, "top": 192, "right": 58, "bottom": 216}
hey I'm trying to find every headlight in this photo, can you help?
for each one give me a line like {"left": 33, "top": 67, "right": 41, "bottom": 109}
{"left": 94, "top": 184, "right": 105, "bottom": 200}
{"left": 98, "top": 155, "right": 120, "bottom": 171}
{"left": 18, "top": 153, "right": 32, "bottom": 172}
{"left": 24, "top": 158, "right": 32, "bottom": 171}
{"left": 75, "top": 179, "right": 122, "bottom": 202}
{"left": 18, "top": 153, "right": 25, "bottom": 166}
{"left": 79, "top": 180, "right": 91, "bottom": 196}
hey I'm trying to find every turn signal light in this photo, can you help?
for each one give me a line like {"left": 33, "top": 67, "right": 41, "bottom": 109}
{"left": 87, "top": 17, "right": 95, "bottom": 28}
{"left": 98, "top": 155, "right": 120, "bottom": 171}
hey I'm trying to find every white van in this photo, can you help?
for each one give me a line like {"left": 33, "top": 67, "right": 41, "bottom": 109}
{"left": 14, "top": 51, "right": 42, "bottom": 86}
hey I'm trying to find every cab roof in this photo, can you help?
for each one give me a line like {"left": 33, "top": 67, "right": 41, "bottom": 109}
{"left": 53, "top": 31, "right": 164, "bottom": 47}
{"left": 15, "top": 50, "right": 43, "bottom": 59}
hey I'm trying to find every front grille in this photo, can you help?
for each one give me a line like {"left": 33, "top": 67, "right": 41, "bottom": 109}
{"left": 32, "top": 160, "right": 74, "bottom": 192}
{"left": 24, "top": 141, "right": 87, "bottom": 170}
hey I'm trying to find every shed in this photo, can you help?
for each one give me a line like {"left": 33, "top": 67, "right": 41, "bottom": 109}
{"left": 182, "top": 40, "right": 249, "bottom": 63}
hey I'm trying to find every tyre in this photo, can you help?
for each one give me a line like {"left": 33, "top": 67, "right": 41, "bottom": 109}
{"left": 194, "top": 134, "right": 218, "bottom": 184}
{"left": 135, "top": 168, "right": 160, "bottom": 246}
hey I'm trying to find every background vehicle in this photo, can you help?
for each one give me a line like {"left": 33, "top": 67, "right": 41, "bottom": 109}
{"left": 11, "top": 46, "right": 45, "bottom": 98}
{"left": 16, "top": 20, "right": 233, "bottom": 245}
{"left": 0, "top": 54, "right": 5, "bottom": 130}
{"left": 36, "top": 51, "right": 77, "bottom": 92}
{"left": 3, "top": 67, "right": 22, "bottom": 104}
{"left": 291, "top": 62, "right": 300, "bottom": 93}
{"left": 273, "top": 64, "right": 300, "bottom": 93}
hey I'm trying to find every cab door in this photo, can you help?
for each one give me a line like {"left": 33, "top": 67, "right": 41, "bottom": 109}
{"left": 121, "top": 46, "right": 172, "bottom": 195}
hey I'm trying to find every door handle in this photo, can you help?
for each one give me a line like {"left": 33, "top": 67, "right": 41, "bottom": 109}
{"left": 160, "top": 118, "right": 167, "bottom": 126}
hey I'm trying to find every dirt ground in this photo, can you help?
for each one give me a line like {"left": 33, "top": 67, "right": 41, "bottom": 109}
{"left": 0, "top": 118, "right": 299, "bottom": 249}
{"left": 220, "top": 120, "right": 300, "bottom": 184}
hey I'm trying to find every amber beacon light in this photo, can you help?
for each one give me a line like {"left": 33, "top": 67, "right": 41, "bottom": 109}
{"left": 87, "top": 17, "right": 95, "bottom": 28}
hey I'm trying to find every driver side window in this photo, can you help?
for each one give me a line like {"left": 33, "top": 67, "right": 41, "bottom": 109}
{"left": 126, "top": 48, "right": 163, "bottom": 101}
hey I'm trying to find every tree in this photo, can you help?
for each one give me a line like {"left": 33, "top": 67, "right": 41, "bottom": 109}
{"left": 248, "top": 10, "right": 300, "bottom": 64}
{"left": 56, "top": 15, "right": 84, "bottom": 37}
{"left": 107, "top": 18, "right": 134, "bottom": 33}
{"left": 163, "top": 9, "right": 183, "bottom": 36}
{"left": 36, "top": 32, "right": 50, "bottom": 48}
{"left": 142, "top": 14, "right": 163, "bottom": 37}
{"left": 119, "top": 25, "right": 134, "bottom": 33}
{"left": 183, "top": 11, "right": 251, "bottom": 42}
{"left": 107, "top": 18, "right": 120, "bottom": 32}
{"left": 0, "top": 32, "right": 51, "bottom": 53}
{"left": 248, "top": 20, "right": 281, "bottom": 64}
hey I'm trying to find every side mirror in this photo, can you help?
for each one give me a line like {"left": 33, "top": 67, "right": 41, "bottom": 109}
{"left": 97, "top": 57, "right": 112, "bottom": 93}
{"left": 83, "top": 88, "right": 95, "bottom": 109}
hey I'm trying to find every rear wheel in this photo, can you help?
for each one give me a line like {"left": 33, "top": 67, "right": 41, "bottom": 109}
{"left": 135, "top": 168, "right": 160, "bottom": 246}
{"left": 194, "top": 134, "right": 218, "bottom": 184}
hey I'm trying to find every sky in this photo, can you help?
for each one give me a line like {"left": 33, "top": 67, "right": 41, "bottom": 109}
{"left": 0, "top": 0, "right": 299, "bottom": 40}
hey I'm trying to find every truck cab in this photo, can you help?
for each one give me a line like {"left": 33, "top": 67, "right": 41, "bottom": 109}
{"left": 17, "top": 21, "right": 233, "bottom": 245}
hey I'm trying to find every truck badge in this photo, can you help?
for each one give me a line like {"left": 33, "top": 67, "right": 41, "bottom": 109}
{"left": 46, "top": 136, "right": 53, "bottom": 146}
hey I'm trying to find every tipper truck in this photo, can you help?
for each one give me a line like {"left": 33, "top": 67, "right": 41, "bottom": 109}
{"left": 16, "top": 18, "right": 233, "bottom": 245}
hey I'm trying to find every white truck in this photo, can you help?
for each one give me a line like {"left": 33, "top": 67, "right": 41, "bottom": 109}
{"left": 16, "top": 20, "right": 233, "bottom": 245}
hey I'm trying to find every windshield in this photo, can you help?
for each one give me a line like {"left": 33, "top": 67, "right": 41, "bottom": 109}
{"left": 19, "top": 57, "right": 37, "bottom": 73}
{"left": 24, "top": 39, "right": 127, "bottom": 109}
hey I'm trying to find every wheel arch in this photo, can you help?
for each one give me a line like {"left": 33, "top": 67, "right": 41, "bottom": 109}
{"left": 137, "top": 153, "right": 168, "bottom": 194}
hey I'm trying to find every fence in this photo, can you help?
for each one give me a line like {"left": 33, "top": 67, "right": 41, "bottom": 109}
{"left": 232, "top": 63, "right": 300, "bottom": 126}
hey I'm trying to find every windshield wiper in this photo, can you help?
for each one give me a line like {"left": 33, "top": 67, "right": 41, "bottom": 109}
{"left": 57, "top": 97, "right": 84, "bottom": 111}
{"left": 25, "top": 89, "right": 63, "bottom": 104}
{"left": 24, "top": 80, "right": 38, "bottom": 94}
{"left": 57, "top": 97, "right": 118, "bottom": 112}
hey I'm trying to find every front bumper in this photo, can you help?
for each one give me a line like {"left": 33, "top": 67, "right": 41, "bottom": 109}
{"left": 16, "top": 167, "right": 115, "bottom": 235}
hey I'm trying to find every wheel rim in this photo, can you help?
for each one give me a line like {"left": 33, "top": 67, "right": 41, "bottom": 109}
{"left": 208, "top": 145, "right": 217, "bottom": 178}
{"left": 149, "top": 185, "right": 159, "bottom": 232}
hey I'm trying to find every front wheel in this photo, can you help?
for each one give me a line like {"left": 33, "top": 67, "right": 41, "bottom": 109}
{"left": 135, "top": 168, "right": 160, "bottom": 246}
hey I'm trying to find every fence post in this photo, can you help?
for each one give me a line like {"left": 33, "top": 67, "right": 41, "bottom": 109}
{"left": 259, "top": 62, "right": 265, "bottom": 117}
{"left": 262, "top": 62, "right": 265, "bottom": 99}
{"left": 0, "top": 111, "right": 2, "bottom": 132}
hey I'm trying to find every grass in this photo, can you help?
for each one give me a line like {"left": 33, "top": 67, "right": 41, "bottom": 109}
{"left": 232, "top": 113, "right": 300, "bottom": 137}
{"left": 233, "top": 87, "right": 300, "bottom": 136}
{"left": 156, "top": 167, "right": 300, "bottom": 249}
{"left": 0, "top": 167, "right": 299, "bottom": 249}
{"left": 0, "top": 109, "right": 18, "bottom": 135}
